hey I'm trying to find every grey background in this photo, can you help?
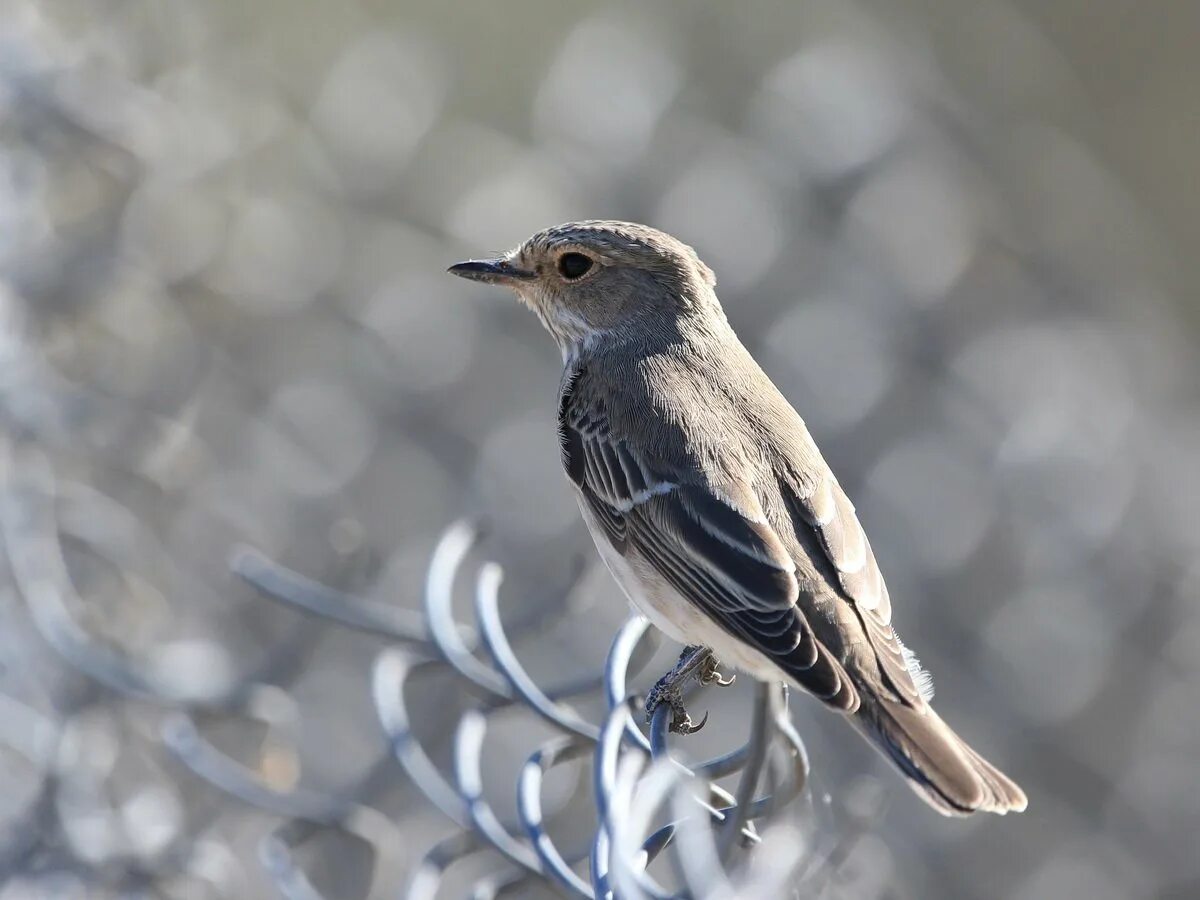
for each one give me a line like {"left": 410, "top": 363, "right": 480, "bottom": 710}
{"left": 1, "top": 0, "right": 1197, "bottom": 897}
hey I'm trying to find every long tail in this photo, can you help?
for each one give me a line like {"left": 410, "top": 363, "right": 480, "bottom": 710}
{"left": 853, "top": 699, "right": 1028, "bottom": 816}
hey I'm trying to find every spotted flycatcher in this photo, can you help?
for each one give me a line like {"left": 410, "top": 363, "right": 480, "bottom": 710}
{"left": 449, "top": 221, "right": 1026, "bottom": 815}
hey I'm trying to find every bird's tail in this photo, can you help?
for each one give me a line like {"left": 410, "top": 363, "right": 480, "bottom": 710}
{"left": 852, "top": 700, "right": 1027, "bottom": 816}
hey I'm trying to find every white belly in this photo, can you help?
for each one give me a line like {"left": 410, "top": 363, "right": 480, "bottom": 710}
{"left": 577, "top": 497, "right": 785, "bottom": 682}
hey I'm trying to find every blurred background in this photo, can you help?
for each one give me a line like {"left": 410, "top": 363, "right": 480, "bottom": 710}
{"left": 2, "top": 0, "right": 1198, "bottom": 897}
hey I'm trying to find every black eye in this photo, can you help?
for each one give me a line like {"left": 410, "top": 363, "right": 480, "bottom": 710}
{"left": 557, "top": 252, "right": 593, "bottom": 280}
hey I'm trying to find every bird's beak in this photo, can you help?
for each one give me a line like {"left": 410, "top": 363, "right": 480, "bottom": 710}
{"left": 447, "top": 258, "right": 535, "bottom": 285}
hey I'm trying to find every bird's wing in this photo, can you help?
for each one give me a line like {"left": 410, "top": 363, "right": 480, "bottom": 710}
{"left": 559, "top": 366, "right": 857, "bottom": 709}
{"left": 779, "top": 454, "right": 930, "bottom": 707}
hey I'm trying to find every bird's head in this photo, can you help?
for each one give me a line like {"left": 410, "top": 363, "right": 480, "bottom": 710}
{"left": 448, "top": 220, "right": 719, "bottom": 356}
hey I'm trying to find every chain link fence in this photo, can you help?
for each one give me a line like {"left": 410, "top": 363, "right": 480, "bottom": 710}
{"left": 2, "top": 1, "right": 1198, "bottom": 897}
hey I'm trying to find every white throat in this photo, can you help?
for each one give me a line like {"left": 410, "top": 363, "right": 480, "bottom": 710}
{"left": 550, "top": 307, "right": 605, "bottom": 364}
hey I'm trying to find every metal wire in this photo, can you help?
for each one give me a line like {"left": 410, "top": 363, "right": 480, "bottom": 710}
{"left": 2, "top": 424, "right": 817, "bottom": 897}
{"left": 235, "top": 520, "right": 814, "bottom": 897}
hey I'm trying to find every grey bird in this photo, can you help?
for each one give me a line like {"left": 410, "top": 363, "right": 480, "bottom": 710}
{"left": 449, "top": 220, "right": 1027, "bottom": 816}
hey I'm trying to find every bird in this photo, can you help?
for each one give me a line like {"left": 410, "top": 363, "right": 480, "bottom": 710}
{"left": 448, "top": 220, "right": 1027, "bottom": 816}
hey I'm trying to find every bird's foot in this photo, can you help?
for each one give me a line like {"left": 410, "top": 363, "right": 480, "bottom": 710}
{"left": 644, "top": 645, "right": 734, "bottom": 735}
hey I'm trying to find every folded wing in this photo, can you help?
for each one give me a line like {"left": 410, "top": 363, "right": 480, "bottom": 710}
{"left": 559, "top": 367, "right": 858, "bottom": 709}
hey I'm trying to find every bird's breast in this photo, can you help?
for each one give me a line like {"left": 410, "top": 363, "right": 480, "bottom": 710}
{"left": 574, "top": 492, "right": 788, "bottom": 681}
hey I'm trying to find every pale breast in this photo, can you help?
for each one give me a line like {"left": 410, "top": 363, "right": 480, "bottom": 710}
{"left": 575, "top": 495, "right": 786, "bottom": 681}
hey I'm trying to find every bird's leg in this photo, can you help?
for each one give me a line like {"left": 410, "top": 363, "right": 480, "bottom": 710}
{"left": 645, "top": 645, "right": 735, "bottom": 735}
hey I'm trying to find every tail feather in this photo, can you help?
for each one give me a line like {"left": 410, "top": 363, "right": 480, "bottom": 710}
{"left": 855, "top": 700, "right": 1027, "bottom": 816}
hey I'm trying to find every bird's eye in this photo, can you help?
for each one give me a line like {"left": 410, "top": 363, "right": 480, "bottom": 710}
{"left": 557, "top": 252, "right": 593, "bottom": 280}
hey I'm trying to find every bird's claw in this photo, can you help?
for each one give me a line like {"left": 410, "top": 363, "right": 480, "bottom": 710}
{"left": 673, "top": 708, "right": 709, "bottom": 735}
{"left": 698, "top": 654, "right": 736, "bottom": 687}
{"left": 644, "top": 645, "right": 733, "bottom": 735}
{"left": 645, "top": 681, "right": 711, "bottom": 734}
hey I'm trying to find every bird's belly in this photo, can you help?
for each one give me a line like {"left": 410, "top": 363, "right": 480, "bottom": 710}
{"left": 577, "top": 497, "right": 784, "bottom": 681}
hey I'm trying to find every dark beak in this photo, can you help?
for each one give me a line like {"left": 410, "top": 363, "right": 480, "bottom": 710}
{"left": 447, "top": 258, "right": 535, "bottom": 285}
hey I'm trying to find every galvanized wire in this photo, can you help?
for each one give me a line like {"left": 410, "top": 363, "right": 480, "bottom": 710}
{"left": 1, "top": 420, "right": 820, "bottom": 896}
{"left": 235, "top": 521, "right": 817, "bottom": 898}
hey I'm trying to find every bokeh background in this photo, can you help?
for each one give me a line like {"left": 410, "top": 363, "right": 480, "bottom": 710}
{"left": 2, "top": 0, "right": 1198, "bottom": 897}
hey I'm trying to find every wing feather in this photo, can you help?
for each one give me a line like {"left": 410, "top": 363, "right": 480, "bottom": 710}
{"left": 560, "top": 367, "right": 857, "bottom": 710}
{"left": 786, "top": 470, "right": 926, "bottom": 706}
